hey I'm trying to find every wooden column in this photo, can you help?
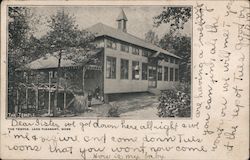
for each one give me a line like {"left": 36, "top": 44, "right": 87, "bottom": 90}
{"left": 36, "top": 88, "right": 39, "bottom": 110}
{"left": 82, "top": 67, "right": 86, "bottom": 93}
{"left": 64, "top": 89, "right": 66, "bottom": 110}
{"left": 25, "top": 72, "right": 29, "bottom": 110}
{"left": 35, "top": 73, "right": 39, "bottom": 110}
{"left": 26, "top": 88, "right": 28, "bottom": 110}
{"left": 15, "top": 88, "right": 19, "bottom": 115}
{"left": 48, "top": 71, "right": 52, "bottom": 115}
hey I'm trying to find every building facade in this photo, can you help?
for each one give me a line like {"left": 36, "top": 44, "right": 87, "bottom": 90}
{"left": 87, "top": 9, "right": 181, "bottom": 94}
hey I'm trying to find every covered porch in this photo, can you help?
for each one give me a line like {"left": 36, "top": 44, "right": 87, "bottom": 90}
{"left": 15, "top": 64, "right": 103, "bottom": 116}
{"left": 14, "top": 49, "right": 104, "bottom": 116}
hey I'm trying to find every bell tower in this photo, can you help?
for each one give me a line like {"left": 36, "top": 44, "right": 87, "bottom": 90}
{"left": 116, "top": 9, "right": 128, "bottom": 32}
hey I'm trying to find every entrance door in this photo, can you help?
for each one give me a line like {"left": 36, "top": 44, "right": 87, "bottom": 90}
{"left": 148, "top": 65, "right": 157, "bottom": 88}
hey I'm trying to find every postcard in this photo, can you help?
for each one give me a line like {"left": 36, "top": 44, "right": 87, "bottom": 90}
{"left": 0, "top": 0, "right": 249, "bottom": 159}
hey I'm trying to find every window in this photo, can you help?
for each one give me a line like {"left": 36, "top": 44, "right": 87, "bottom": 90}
{"left": 118, "top": 21, "right": 122, "bottom": 29}
{"left": 175, "top": 68, "right": 179, "bottom": 81}
{"left": 106, "top": 39, "right": 117, "bottom": 50}
{"left": 106, "top": 56, "right": 116, "bottom": 79}
{"left": 142, "top": 63, "right": 148, "bottom": 80}
{"left": 170, "top": 57, "right": 174, "bottom": 63}
{"left": 120, "top": 59, "right": 129, "bottom": 79}
{"left": 157, "top": 66, "right": 163, "bottom": 81}
{"left": 132, "top": 61, "right": 140, "bottom": 80}
{"left": 170, "top": 68, "right": 174, "bottom": 81}
{"left": 175, "top": 59, "right": 179, "bottom": 64}
{"left": 142, "top": 50, "right": 150, "bottom": 57}
{"left": 149, "top": 66, "right": 156, "bottom": 79}
{"left": 164, "top": 67, "right": 168, "bottom": 81}
{"left": 52, "top": 71, "right": 57, "bottom": 78}
{"left": 121, "top": 43, "right": 129, "bottom": 53}
{"left": 132, "top": 47, "right": 139, "bottom": 55}
{"left": 165, "top": 56, "right": 169, "bottom": 62}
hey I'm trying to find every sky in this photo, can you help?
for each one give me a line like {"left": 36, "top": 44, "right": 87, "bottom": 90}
{"left": 29, "top": 6, "right": 191, "bottom": 40}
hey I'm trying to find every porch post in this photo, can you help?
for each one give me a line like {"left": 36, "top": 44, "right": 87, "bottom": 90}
{"left": 48, "top": 71, "right": 52, "bottom": 115}
{"left": 25, "top": 72, "right": 28, "bottom": 110}
{"left": 26, "top": 88, "right": 28, "bottom": 110}
{"left": 36, "top": 88, "right": 39, "bottom": 110}
{"left": 15, "top": 87, "right": 19, "bottom": 115}
{"left": 82, "top": 67, "right": 86, "bottom": 93}
{"left": 35, "top": 73, "right": 39, "bottom": 110}
{"left": 63, "top": 88, "right": 66, "bottom": 110}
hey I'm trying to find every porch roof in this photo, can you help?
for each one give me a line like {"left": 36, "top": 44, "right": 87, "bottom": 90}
{"left": 17, "top": 48, "right": 103, "bottom": 71}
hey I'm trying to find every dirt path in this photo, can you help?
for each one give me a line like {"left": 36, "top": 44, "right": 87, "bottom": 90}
{"left": 69, "top": 92, "right": 160, "bottom": 118}
{"left": 120, "top": 102, "right": 160, "bottom": 119}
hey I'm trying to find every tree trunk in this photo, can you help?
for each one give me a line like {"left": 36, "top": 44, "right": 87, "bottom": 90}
{"left": 53, "top": 50, "right": 62, "bottom": 117}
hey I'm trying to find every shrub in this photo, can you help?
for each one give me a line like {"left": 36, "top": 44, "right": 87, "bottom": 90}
{"left": 157, "top": 87, "right": 190, "bottom": 118}
{"left": 107, "top": 103, "right": 120, "bottom": 117}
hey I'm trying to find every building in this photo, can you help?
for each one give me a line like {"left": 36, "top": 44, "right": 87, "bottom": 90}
{"left": 15, "top": 9, "right": 180, "bottom": 113}
{"left": 86, "top": 9, "right": 181, "bottom": 95}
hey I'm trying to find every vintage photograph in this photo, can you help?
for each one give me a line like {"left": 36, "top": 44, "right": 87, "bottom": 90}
{"left": 7, "top": 6, "right": 192, "bottom": 118}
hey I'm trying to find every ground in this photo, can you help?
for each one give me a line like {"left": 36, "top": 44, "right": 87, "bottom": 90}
{"left": 69, "top": 92, "right": 160, "bottom": 119}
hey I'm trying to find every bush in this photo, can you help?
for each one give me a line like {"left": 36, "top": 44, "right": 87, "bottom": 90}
{"left": 107, "top": 103, "right": 120, "bottom": 117}
{"left": 157, "top": 87, "right": 190, "bottom": 118}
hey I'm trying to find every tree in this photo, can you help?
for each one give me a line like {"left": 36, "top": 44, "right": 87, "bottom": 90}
{"left": 44, "top": 10, "right": 96, "bottom": 116}
{"left": 145, "top": 30, "right": 159, "bottom": 46}
{"left": 159, "top": 34, "right": 191, "bottom": 83}
{"left": 153, "top": 7, "right": 191, "bottom": 33}
{"left": 8, "top": 7, "right": 46, "bottom": 114}
{"left": 153, "top": 7, "right": 191, "bottom": 83}
{"left": 8, "top": 7, "right": 33, "bottom": 113}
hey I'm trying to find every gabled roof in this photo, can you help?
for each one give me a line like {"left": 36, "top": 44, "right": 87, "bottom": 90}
{"left": 116, "top": 9, "right": 128, "bottom": 21}
{"left": 87, "top": 23, "right": 181, "bottom": 59}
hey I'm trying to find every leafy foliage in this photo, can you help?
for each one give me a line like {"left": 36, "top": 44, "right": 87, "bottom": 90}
{"left": 42, "top": 10, "right": 96, "bottom": 116}
{"left": 7, "top": 8, "right": 97, "bottom": 115}
{"left": 154, "top": 7, "right": 191, "bottom": 33}
{"left": 44, "top": 10, "right": 96, "bottom": 62}
{"left": 107, "top": 103, "right": 120, "bottom": 117}
{"left": 8, "top": 7, "right": 38, "bottom": 113}
{"left": 159, "top": 34, "right": 191, "bottom": 83}
{"left": 157, "top": 88, "right": 191, "bottom": 118}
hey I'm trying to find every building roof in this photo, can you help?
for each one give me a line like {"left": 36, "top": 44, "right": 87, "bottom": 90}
{"left": 87, "top": 23, "right": 181, "bottom": 59}
{"left": 21, "top": 54, "right": 77, "bottom": 70}
{"left": 18, "top": 49, "right": 102, "bottom": 70}
{"left": 116, "top": 9, "right": 128, "bottom": 21}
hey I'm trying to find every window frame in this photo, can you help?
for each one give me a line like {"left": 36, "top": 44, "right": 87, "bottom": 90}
{"left": 164, "top": 66, "right": 169, "bottom": 81}
{"left": 106, "top": 56, "right": 116, "bottom": 79}
{"left": 165, "top": 56, "right": 169, "bottom": 62}
{"left": 170, "top": 57, "right": 174, "bottom": 63}
{"left": 132, "top": 46, "right": 139, "bottom": 55}
{"left": 118, "top": 21, "right": 122, "bottom": 29}
{"left": 157, "top": 66, "right": 163, "bottom": 81}
{"left": 132, "top": 61, "right": 140, "bottom": 80}
{"left": 142, "top": 63, "right": 148, "bottom": 80}
{"left": 120, "top": 59, "right": 129, "bottom": 79}
{"left": 142, "top": 50, "right": 149, "bottom": 57}
{"left": 106, "top": 39, "right": 117, "bottom": 50}
{"left": 175, "top": 68, "right": 179, "bottom": 81}
{"left": 175, "top": 59, "right": 179, "bottom": 64}
{"left": 170, "top": 67, "right": 174, "bottom": 81}
{"left": 121, "top": 43, "right": 129, "bottom": 53}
